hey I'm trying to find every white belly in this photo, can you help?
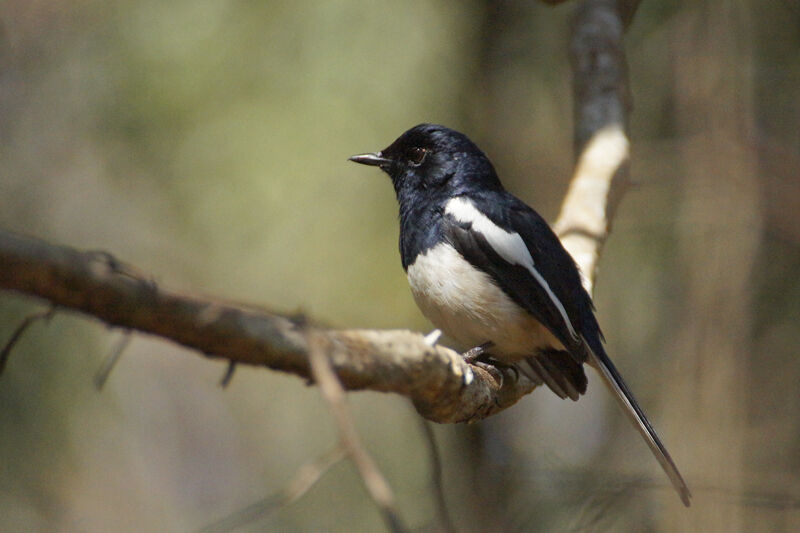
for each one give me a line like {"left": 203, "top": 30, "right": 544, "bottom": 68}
{"left": 406, "top": 243, "right": 563, "bottom": 359}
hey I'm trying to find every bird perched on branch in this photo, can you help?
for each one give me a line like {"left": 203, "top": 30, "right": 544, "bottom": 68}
{"left": 349, "top": 123, "right": 691, "bottom": 506}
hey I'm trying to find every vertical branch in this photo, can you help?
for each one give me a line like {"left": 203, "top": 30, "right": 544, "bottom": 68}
{"left": 555, "top": 0, "right": 639, "bottom": 293}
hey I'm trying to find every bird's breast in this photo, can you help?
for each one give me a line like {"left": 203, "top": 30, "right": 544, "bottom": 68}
{"left": 406, "top": 242, "right": 563, "bottom": 359}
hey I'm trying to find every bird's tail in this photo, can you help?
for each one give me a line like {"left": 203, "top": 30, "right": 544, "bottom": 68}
{"left": 584, "top": 337, "right": 692, "bottom": 507}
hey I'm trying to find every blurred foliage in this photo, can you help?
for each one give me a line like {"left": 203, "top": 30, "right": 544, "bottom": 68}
{"left": 1, "top": 1, "right": 799, "bottom": 532}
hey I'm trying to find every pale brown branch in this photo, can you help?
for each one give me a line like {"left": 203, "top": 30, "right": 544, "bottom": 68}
{"left": 307, "top": 333, "right": 406, "bottom": 533}
{"left": 280, "top": 446, "right": 346, "bottom": 505}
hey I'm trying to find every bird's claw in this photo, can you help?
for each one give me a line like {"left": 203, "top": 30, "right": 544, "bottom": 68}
{"left": 469, "top": 360, "right": 505, "bottom": 388}
{"left": 462, "top": 341, "right": 494, "bottom": 364}
{"left": 462, "top": 342, "right": 509, "bottom": 387}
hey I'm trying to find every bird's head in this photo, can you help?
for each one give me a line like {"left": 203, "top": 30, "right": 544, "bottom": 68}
{"left": 349, "top": 124, "right": 502, "bottom": 198}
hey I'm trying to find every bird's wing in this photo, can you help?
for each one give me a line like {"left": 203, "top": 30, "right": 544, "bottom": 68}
{"left": 441, "top": 194, "right": 591, "bottom": 359}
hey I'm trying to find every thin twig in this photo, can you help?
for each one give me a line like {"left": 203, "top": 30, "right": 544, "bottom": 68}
{"left": 307, "top": 333, "right": 407, "bottom": 533}
{"left": 418, "top": 418, "right": 456, "bottom": 533}
{"left": 0, "top": 306, "right": 56, "bottom": 376}
{"left": 93, "top": 330, "right": 133, "bottom": 390}
{"left": 198, "top": 445, "right": 346, "bottom": 533}
{"left": 219, "top": 361, "right": 237, "bottom": 388}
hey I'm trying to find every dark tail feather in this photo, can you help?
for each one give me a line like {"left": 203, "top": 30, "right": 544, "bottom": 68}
{"left": 521, "top": 357, "right": 570, "bottom": 399}
{"left": 584, "top": 338, "right": 692, "bottom": 507}
{"left": 518, "top": 351, "right": 587, "bottom": 401}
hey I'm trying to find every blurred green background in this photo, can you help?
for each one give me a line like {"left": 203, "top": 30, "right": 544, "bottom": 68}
{"left": 1, "top": 1, "right": 798, "bottom": 531}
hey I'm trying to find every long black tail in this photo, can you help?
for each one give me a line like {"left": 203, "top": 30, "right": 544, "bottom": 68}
{"left": 584, "top": 337, "right": 692, "bottom": 507}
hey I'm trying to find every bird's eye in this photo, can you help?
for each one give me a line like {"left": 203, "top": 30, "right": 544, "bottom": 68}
{"left": 407, "top": 147, "right": 427, "bottom": 166}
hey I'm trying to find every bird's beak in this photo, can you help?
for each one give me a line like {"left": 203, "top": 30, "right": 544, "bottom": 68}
{"left": 348, "top": 152, "right": 392, "bottom": 167}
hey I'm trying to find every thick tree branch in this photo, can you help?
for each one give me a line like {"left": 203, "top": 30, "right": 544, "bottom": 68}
{"left": 0, "top": 230, "right": 534, "bottom": 423}
{"left": 0, "top": 1, "right": 635, "bottom": 426}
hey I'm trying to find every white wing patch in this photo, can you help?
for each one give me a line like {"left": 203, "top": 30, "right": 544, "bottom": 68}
{"left": 444, "top": 196, "right": 579, "bottom": 340}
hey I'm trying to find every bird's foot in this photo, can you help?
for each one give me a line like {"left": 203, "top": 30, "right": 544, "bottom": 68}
{"left": 461, "top": 342, "right": 520, "bottom": 388}
{"left": 471, "top": 360, "right": 504, "bottom": 388}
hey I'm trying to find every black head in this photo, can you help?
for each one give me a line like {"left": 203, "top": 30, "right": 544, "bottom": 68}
{"left": 349, "top": 124, "right": 503, "bottom": 199}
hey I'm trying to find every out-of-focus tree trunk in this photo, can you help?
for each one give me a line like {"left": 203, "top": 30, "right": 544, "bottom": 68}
{"left": 665, "top": 1, "right": 760, "bottom": 530}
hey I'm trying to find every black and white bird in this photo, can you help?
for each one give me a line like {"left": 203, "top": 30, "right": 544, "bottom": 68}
{"left": 349, "top": 123, "right": 691, "bottom": 506}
